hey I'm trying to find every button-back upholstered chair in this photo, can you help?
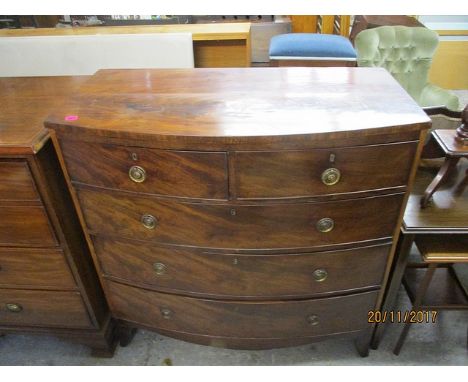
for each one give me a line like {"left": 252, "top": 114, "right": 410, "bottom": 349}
{"left": 354, "top": 26, "right": 460, "bottom": 112}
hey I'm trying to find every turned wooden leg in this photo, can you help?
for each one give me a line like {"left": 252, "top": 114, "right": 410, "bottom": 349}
{"left": 421, "top": 156, "right": 460, "bottom": 208}
{"left": 119, "top": 324, "right": 137, "bottom": 347}
{"left": 393, "top": 263, "right": 437, "bottom": 355}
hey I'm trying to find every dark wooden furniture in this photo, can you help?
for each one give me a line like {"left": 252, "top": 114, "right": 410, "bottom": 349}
{"left": 46, "top": 68, "right": 431, "bottom": 355}
{"left": 371, "top": 160, "right": 468, "bottom": 349}
{"left": 393, "top": 234, "right": 468, "bottom": 355}
{"left": 0, "top": 77, "right": 120, "bottom": 356}
{"left": 421, "top": 128, "right": 468, "bottom": 208}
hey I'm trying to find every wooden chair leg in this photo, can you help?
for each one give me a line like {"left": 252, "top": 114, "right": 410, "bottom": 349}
{"left": 393, "top": 263, "right": 437, "bottom": 355}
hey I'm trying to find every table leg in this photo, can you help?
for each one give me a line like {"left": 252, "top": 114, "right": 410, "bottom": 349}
{"left": 371, "top": 232, "right": 415, "bottom": 349}
{"left": 393, "top": 263, "right": 437, "bottom": 355}
{"left": 420, "top": 157, "right": 460, "bottom": 208}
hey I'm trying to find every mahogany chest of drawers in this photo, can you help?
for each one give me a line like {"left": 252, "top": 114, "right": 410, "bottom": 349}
{"left": 0, "top": 77, "right": 119, "bottom": 356}
{"left": 46, "top": 68, "right": 431, "bottom": 355}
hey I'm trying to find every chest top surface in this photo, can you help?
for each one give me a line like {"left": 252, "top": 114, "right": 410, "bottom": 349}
{"left": 0, "top": 76, "right": 89, "bottom": 154}
{"left": 45, "top": 68, "right": 431, "bottom": 149}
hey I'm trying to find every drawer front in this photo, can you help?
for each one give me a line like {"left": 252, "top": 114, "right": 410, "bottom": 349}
{"left": 0, "top": 206, "right": 57, "bottom": 247}
{"left": 79, "top": 188, "right": 403, "bottom": 250}
{"left": 60, "top": 140, "right": 228, "bottom": 199}
{"left": 0, "top": 289, "right": 92, "bottom": 328}
{"left": 0, "top": 161, "right": 39, "bottom": 201}
{"left": 95, "top": 236, "right": 390, "bottom": 298}
{"left": 234, "top": 142, "right": 417, "bottom": 198}
{"left": 0, "top": 248, "right": 76, "bottom": 289}
{"left": 107, "top": 281, "right": 378, "bottom": 338}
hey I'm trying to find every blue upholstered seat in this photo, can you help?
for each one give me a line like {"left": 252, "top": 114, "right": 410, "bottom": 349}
{"left": 269, "top": 33, "right": 357, "bottom": 60}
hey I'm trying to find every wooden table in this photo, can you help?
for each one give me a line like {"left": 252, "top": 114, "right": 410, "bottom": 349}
{"left": 0, "top": 23, "right": 252, "bottom": 68}
{"left": 371, "top": 159, "right": 468, "bottom": 348}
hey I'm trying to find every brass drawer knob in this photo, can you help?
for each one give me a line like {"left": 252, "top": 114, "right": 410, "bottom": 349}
{"left": 316, "top": 218, "right": 334, "bottom": 233}
{"left": 6, "top": 303, "right": 23, "bottom": 313}
{"left": 313, "top": 269, "right": 328, "bottom": 282}
{"left": 160, "top": 308, "right": 173, "bottom": 320}
{"left": 129, "top": 165, "right": 146, "bottom": 183}
{"left": 141, "top": 214, "right": 157, "bottom": 230}
{"left": 153, "top": 262, "right": 166, "bottom": 275}
{"left": 307, "top": 314, "right": 319, "bottom": 326}
{"left": 321, "top": 168, "right": 341, "bottom": 186}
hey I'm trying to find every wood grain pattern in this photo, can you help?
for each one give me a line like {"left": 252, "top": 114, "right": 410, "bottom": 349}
{"left": 107, "top": 280, "right": 379, "bottom": 340}
{"left": 234, "top": 142, "right": 417, "bottom": 199}
{"left": 45, "top": 68, "right": 431, "bottom": 150}
{"left": 0, "top": 206, "right": 57, "bottom": 247}
{"left": 0, "top": 289, "right": 92, "bottom": 328}
{"left": 47, "top": 68, "right": 431, "bottom": 351}
{"left": 0, "top": 76, "right": 89, "bottom": 155}
{"left": 0, "top": 161, "right": 39, "bottom": 201}
{"left": 0, "top": 248, "right": 76, "bottom": 289}
{"left": 78, "top": 187, "right": 403, "bottom": 250}
{"left": 94, "top": 236, "right": 390, "bottom": 299}
{"left": 194, "top": 40, "right": 250, "bottom": 67}
{"left": 60, "top": 140, "right": 228, "bottom": 199}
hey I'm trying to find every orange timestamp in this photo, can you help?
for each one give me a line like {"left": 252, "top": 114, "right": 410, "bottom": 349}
{"left": 368, "top": 310, "right": 438, "bottom": 324}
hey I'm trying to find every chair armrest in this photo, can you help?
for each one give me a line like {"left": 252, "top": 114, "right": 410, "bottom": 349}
{"left": 419, "top": 83, "right": 460, "bottom": 112}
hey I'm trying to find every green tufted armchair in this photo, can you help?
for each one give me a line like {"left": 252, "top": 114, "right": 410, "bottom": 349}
{"left": 355, "top": 26, "right": 460, "bottom": 111}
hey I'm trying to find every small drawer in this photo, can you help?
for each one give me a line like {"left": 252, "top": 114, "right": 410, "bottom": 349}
{"left": 0, "top": 206, "right": 57, "bottom": 247}
{"left": 0, "top": 248, "right": 76, "bottom": 289}
{"left": 59, "top": 140, "right": 228, "bottom": 199}
{"left": 106, "top": 281, "right": 378, "bottom": 339}
{"left": 233, "top": 142, "right": 417, "bottom": 199}
{"left": 0, "top": 289, "right": 92, "bottom": 328}
{"left": 95, "top": 236, "right": 390, "bottom": 299}
{"left": 0, "top": 161, "right": 39, "bottom": 201}
{"left": 79, "top": 188, "right": 403, "bottom": 250}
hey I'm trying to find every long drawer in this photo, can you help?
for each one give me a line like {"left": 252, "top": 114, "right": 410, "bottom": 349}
{"left": 0, "top": 248, "right": 76, "bottom": 289}
{"left": 94, "top": 236, "right": 390, "bottom": 299}
{"left": 0, "top": 289, "right": 92, "bottom": 328}
{"left": 79, "top": 188, "right": 403, "bottom": 250}
{"left": 59, "top": 140, "right": 229, "bottom": 199}
{"left": 107, "top": 281, "right": 378, "bottom": 339}
{"left": 233, "top": 142, "right": 417, "bottom": 199}
{"left": 0, "top": 161, "right": 39, "bottom": 201}
{"left": 0, "top": 206, "right": 57, "bottom": 247}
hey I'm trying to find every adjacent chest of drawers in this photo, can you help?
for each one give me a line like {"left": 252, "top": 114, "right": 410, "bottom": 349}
{"left": 47, "top": 68, "right": 431, "bottom": 354}
{"left": 0, "top": 77, "right": 119, "bottom": 356}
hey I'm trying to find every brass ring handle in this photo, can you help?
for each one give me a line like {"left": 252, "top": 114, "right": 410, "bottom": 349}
{"left": 321, "top": 168, "right": 341, "bottom": 186}
{"left": 141, "top": 214, "right": 157, "bottom": 230}
{"left": 153, "top": 262, "right": 166, "bottom": 275}
{"left": 307, "top": 314, "right": 319, "bottom": 326}
{"left": 129, "top": 165, "right": 146, "bottom": 183}
{"left": 313, "top": 269, "right": 328, "bottom": 282}
{"left": 160, "top": 308, "right": 172, "bottom": 320}
{"left": 6, "top": 303, "right": 23, "bottom": 313}
{"left": 316, "top": 218, "right": 334, "bottom": 233}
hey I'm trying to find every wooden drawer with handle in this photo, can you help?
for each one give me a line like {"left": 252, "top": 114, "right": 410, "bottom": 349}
{"left": 95, "top": 236, "right": 390, "bottom": 299}
{"left": 59, "top": 140, "right": 229, "bottom": 199}
{"left": 0, "top": 289, "right": 93, "bottom": 328}
{"left": 233, "top": 141, "right": 417, "bottom": 199}
{"left": 107, "top": 281, "right": 378, "bottom": 339}
{"left": 79, "top": 188, "right": 403, "bottom": 250}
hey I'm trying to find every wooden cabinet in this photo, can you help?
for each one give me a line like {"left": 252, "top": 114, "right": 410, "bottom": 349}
{"left": 0, "top": 77, "right": 120, "bottom": 356}
{"left": 47, "top": 67, "right": 431, "bottom": 355}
